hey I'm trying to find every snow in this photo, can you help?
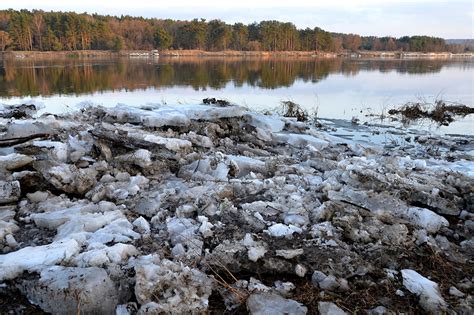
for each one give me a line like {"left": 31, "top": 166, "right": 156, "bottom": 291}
{"left": 401, "top": 269, "right": 447, "bottom": 312}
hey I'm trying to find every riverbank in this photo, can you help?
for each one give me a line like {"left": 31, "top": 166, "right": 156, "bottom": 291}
{"left": 0, "top": 101, "right": 472, "bottom": 314}
{"left": 2, "top": 49, "right": 473, "bottom": 60}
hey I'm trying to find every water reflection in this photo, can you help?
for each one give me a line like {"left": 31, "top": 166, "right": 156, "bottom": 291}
{"left": 0, "top": 57, "right": 471, "bottom": 97}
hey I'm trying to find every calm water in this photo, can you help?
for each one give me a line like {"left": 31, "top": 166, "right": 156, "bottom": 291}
{"left": 0, "top": 56, "right": 473, "bottom": 134}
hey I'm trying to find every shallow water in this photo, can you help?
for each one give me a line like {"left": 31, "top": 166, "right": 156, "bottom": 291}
{"left": 0, "top": 56, "right": 473, "bottom": 134}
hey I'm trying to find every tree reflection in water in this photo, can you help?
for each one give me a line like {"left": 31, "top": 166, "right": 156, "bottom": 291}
{"left": 0, "top": 57, "right": 467, "bottom": 98}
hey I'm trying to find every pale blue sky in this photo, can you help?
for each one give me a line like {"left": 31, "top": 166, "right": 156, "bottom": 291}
{"left": 2, "top": 0, "right": 473, "bottom": 38}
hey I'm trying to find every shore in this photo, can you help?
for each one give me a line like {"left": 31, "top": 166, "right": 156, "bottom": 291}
{"left": 0, "top": 101, "right": 473, "bottom": 314}
{"left": 2, "top": 49, "right": 473, "bottom": 60}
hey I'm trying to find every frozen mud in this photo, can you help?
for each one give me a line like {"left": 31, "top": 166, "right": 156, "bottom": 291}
{"left": 0, "top": 102, "right": 473, "bottom": 314}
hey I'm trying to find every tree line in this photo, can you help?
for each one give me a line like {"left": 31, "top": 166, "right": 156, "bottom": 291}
{"left": 0, "top": 9, "right": 469, "bottom": 53}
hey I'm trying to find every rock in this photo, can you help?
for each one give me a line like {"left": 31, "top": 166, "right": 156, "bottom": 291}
{"left": 246, "top": 292, "right": 307, "bottom": 315}
{"left": 401, "top": 269, "right": 447, "bottom": 313}
{"left": 318, "top": 302, "right": 348, "bottom": 315}
{"left": 20, "top": 266, "right": 119, "bottom": 315}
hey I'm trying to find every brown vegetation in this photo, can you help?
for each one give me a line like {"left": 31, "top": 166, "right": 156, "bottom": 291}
{"left": 388, "top": 100, "right": 474, "bottom": 125}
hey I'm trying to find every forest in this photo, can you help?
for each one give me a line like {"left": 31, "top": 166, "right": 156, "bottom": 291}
{"left": 0, "top": 9, "right": 469, "bottom": 53}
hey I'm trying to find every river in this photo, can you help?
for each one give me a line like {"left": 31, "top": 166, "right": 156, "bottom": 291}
{"left": 0, "top": 56, "right": 472, "bottom": 134}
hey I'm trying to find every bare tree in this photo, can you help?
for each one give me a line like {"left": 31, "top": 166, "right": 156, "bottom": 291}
{"left": 0, "top": 30, "right": 12, "bottom": 51}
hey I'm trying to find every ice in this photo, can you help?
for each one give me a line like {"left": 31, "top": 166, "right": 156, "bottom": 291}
{"left": 0, "top": 239, "right": 80, "bottom": 281}
{"left": 248, "top": 246, "right": 267, "bottom": 262}
{"left": 105, "top": 104, "right": 244, "bottom": 128}
{"left": 74, "top": 243, "right": 139, "bottom": 267}
{"left": 246, "top": 112, "right": 285, "bottom": 133}
{"left": 318, "top": 302, "right": 348, "bottom": 315}
{"left": 402, "top": 207, "right": 449, "bottom": 233}
{"left": 21, "top": 266, "right": 119, "bottom": 315}
{"left": 273, "top": 133, "right": 329, "bottom": 150}
{"left": 246, "top": 293, "right": 307, "bottom": 315}
{"left": 134, "top": 258, "right": 214, "bottom": 313}
{"left": 0, "top": 153, "right": 34, "bottom": 172}
{"left": 0, "top": 220, "right": 19, "bottom": 244}
{"left": 179, "top": 158, "right": 229, "bottom": 181}
{"left": 133, "top": 217, "right": 151, "bottom": 234}
{"left": 86, "top": 218, "right": 141, "bottom": 245}
{"left": 0, "top": 181, "right": 21, "bottom": 204}
{"left": 33, "top": 140, "right": 69, "bottom": 162}
{"left": 26, "top": 191, "right": 49, "bottom": 203}
{"left": 275, "top": 248, "right": 304, "bottom": 259}
{"left": 227, "top": 155, "right": 266, "bottom": 177}
{"left": 142, "top": 134, "right": 192, "bottom": 152}
{"left": 116, "top": 149, "right": 152, "bottom": 168}
{"left": 266, "top": 223, "right": 303, "bottom": 238}
{"left": 401, "top": 269, "right": 447, "bottom": 312}
{"left": 0, "top": 101, "right": 472, "bottom": 312}
{"left": 197, "top": 215, "right": 214, "bottom": 238}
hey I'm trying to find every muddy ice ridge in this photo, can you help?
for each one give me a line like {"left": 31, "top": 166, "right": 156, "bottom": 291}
{"left": 0, "top": 103, "right": 473, "bottom": 314}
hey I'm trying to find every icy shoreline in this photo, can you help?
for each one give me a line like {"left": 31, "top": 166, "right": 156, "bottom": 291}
{"left": 0, "top": 102, "right": 473, "bottom": 314}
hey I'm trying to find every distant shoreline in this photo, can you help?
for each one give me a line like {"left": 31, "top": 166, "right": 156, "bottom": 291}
{"left": 1, "top": 50, "right": 473, "bottom": 60}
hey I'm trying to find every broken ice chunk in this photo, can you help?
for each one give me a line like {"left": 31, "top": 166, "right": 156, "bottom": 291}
{"left": 401, "top": 269, "right": 447, "bottom": 313}
{"left": 266, "top": 223, "right": 302, "bottom": 238}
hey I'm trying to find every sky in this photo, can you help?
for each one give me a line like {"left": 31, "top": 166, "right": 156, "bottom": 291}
{"left": 2, "top": 0, "right": 473, "bottom": 38}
